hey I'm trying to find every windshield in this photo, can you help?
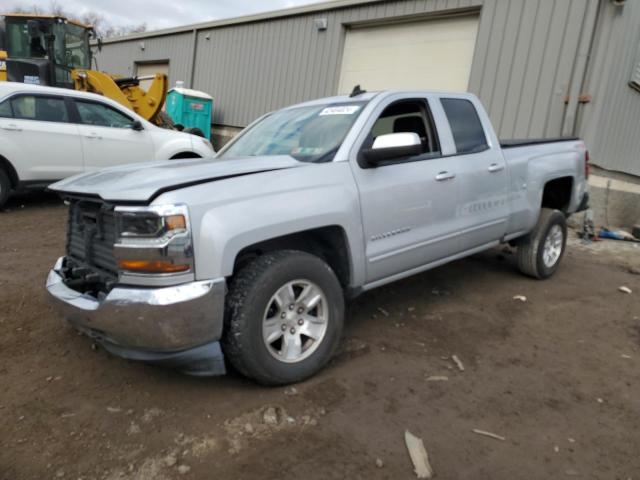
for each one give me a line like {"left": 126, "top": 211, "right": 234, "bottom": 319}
{"left": 6, "top": 19, "right": 43, "bottom": 59}
{"left": 58, "top": 23, "right": 91, "bottom": 69}
{"left": 220, "top": 102, "right": 367, "bottom": 163}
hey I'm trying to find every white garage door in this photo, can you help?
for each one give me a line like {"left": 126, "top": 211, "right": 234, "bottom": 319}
{"left": 135, "top": 62, "right": 169, "bottom": 91}
{"left": 338, "top": 16, "right": 479, "bottom": 94}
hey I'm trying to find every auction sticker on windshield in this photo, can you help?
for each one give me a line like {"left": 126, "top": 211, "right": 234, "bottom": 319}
{"left": 319, "top": 106, "right": 361, "bottom": 116}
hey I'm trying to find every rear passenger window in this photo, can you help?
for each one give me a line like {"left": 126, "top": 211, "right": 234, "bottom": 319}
{"left": 10, "top": 95, "right": 69, "bottom": 123}
{"left": 441, "top": 98, "right": 488, "bottom": 154}
{"left": 0, "top": 100, "right": 12, "bottom": 118}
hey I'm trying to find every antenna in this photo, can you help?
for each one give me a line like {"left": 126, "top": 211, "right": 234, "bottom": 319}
{"left": 349, "top": 85, "right": 366, "bottom": 97}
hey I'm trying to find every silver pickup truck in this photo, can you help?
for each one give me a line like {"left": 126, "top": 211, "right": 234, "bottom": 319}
{"left": 46, "top": 90, "right": 589, "bottom": 384}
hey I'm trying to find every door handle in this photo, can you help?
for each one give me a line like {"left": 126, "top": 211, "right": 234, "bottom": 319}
{"left": 435, "top": 171, "right": 456, "bottom": 182}
{"left": 85, "top": 133, "right": 102, "bottom": 139}
{"left": 1, "top": 124, "right": 22, "bottom": 131}
{"left": 488, "top": 163, "right": 505, "bottom": 173}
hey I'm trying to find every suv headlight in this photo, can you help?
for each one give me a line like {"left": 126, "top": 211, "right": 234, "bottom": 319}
{"left": 114, "top": 204, "right": 194, "bottom": 277}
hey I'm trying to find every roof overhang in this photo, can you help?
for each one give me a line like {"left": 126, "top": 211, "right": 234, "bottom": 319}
{"left": 94, "top": 0, "right": 385, "bottom": 45}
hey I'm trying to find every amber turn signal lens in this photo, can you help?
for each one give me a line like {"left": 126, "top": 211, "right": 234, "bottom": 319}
{"left": 118, "top": 260, "right": 190, "bottom": 274}
{"left": 165, "top": 214, "right": 186, "bottom": 231}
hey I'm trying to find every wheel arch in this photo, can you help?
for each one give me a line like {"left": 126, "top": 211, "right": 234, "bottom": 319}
{"left": 170, "top": 152, "right": 202, "bottom": 159}
{"left": 541, "top": 176, "right": 574, "bottom": 214}
{"left": 0, "top": 154, "right": 19, "bottom": 188}
{"left": 232, "top": 225, "right": 353, "bottom": 291}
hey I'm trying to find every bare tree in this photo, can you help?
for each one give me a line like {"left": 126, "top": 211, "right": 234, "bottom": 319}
{"left": 8, "top": 2, "right": 147, "bottom": 38}
{"left": 9, "top": 4, "right": 45, "bottom": 15}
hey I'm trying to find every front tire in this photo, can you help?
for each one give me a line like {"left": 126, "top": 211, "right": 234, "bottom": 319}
{"left": 517, "top": 208, "right": 567, "bottom": 279}
{"left": 223, "top": 250, "right": 344, "bottom": 385}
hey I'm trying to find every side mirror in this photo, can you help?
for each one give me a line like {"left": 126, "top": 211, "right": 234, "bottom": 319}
{"left": 130, "top": 120, "right": 144, "bottom": 131}
{"left": 362, "top": 132, "right": 422, "bottom": 166}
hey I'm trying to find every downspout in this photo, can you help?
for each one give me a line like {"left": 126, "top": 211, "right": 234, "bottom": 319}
{"left": 188, "top": 27, "right": 198, "bottom": 89}
{"left": 562, "top": 0, "right": 601, "bottom": 136}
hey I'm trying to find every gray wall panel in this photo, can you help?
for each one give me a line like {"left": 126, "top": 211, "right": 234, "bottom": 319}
{"left": 511, "top": 1, "right": 554, "bottom": 138}
{"left": 578, "top": 0, "right": 640, "bottom": 176}
{"left": 192, "top": 0, "right": 486, "bottom": 126}
{"left": 495, "top": 0, "right": 538, "bottom": 136}
{"left": 95, "top": 32, "right": 194, "bottom": 88}
{"left": 98, "top": 0, "right": 491, "bottom": 127}
{"left": 485, "top": 0, "right": 524, "bottom": 122}
{"left": 93, "top": 0, "right": 638, "bottom": 176}
{"left": 543, "top": 0, "right": 586, "bottom": 138}
{"left": 467, "top": 0, "right": 591, "bottom": 141}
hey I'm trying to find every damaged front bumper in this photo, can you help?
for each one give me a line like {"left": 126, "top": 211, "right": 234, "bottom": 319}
{"left": 46, "top": 256, "right": 227, "bottom": 376}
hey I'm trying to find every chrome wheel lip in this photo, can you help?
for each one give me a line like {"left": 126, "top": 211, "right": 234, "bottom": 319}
{"left": 262, "top": 279, "right": 329, "bottom": 364}
{"left": 542, "top": 224, "right": 564, "bottom": 268}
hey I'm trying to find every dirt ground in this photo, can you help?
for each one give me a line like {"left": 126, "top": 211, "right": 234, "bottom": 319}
{"left": 1, "top": 192, "right": 640, "bottom": 480}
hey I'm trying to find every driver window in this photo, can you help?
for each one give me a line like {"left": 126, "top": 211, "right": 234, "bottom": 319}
{"left": 75, "top": 101, "right": 134, "bottom": 128}
{"left": 370, "top": 100, "right": 440, "bottom": 155}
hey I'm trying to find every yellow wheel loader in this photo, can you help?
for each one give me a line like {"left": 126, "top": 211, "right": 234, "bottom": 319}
{"left": 0, "top": 14, "right": 169, "bottom": 126}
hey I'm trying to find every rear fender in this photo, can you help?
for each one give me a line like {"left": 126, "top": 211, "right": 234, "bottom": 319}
{"left": 505, "top": 141, "right": 585, "bottom": 234}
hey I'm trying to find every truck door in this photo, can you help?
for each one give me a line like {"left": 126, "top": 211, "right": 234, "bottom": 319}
{"left": 439, "top": 97, "right": 509, "bottom": 249}
{"left": 350, "top": 97, "right": 464, "bottom": 284}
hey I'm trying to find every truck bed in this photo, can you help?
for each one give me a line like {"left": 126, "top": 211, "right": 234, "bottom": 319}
{"left": 500, "top": 137, "right": 579, "bottom": 149}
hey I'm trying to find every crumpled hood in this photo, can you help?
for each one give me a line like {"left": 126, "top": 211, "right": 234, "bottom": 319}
{"left": 49, "top": 156, "right": 305, "bottom": 202}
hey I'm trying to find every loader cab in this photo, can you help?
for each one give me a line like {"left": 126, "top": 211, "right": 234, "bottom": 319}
{"left": 0, "top": 20, "right": 6, "bottom": 82}
{"left": 3, "top": 15, "right": 93, "bottom": 89}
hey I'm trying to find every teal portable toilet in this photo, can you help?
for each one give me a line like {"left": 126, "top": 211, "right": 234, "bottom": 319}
{"left": 166, "top": 81, "right": 213, "bottom": 139}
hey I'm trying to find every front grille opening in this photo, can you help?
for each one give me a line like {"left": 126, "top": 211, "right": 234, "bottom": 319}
{"left": 64, "top": 197, "right": 119, "bottom": 296}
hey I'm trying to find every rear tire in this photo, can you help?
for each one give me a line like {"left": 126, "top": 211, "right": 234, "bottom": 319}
{"left": 517, "top": 208, "right": 567, "bottom": 279}
{"left": 0, "top": 169, "right": 11, "bottom": 210}
{"left": 223, "top": 250, "right": 344, "bottom": 385}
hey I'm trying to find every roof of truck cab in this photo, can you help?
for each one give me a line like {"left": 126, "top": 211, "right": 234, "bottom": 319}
{"left": 287, "top": 90, "right": 476, "bottom": 109}
{"left": 293, "top": 92, "right": 382, "bottom": 106}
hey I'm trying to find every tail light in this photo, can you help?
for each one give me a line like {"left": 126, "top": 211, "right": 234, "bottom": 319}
{"left": 585, "top": 150, "right": 590, "bottom": 179}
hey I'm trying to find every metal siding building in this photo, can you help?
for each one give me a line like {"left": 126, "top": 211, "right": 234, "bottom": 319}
{"left": 95, "top": 0, "right": 640, "bottom": 175}
{"left": 577, "top": 0, "right": 640, "bottom": 176}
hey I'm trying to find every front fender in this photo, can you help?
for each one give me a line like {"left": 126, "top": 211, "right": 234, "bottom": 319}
{"left": 154, "top": 162, "right": 366, "bottom": 287}
{"left": 151, "top": 131, "right": 202, "bottom": 159}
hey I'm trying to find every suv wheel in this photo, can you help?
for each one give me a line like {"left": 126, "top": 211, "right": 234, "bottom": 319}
{"left": 0, "top": 169, "right": 11, "bottom": 209}
{"left": 517, "top": 208, "right": 567, "bottom": 279}
{"left": 223, "top": 250, "right": 344, "bottom": 385}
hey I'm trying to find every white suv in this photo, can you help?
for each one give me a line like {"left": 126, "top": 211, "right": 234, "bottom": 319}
{"left": 0, "top": 82, "right": 215, "bottom": 208}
